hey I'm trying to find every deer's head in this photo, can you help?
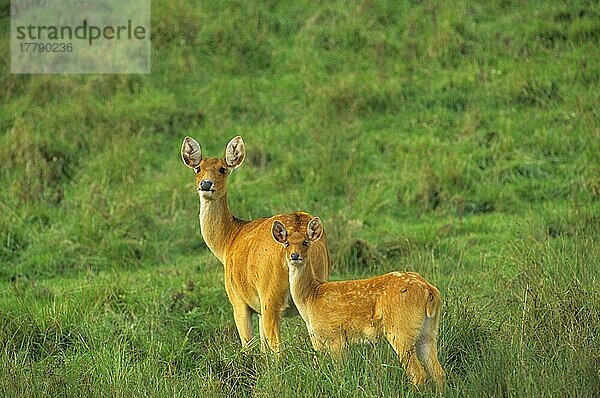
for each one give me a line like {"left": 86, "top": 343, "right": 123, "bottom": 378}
{"left": 271, "top": 217, "right": 323, "bottom": 269}
{"left": 181, "top": 136, "right": 245, "bottom": 201}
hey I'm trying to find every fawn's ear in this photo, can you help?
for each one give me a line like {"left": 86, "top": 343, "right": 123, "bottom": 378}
{"left": 181, "top": 136, "right": 202, "bottom": 171}
{"left": 272, "top": 220, "right": 288, "bottom": 244}
{"left": 225, "top": 136, "right": 245, "bottom": 169}
{"left": 307, "top": 217, "right": 323, "bottom": 242}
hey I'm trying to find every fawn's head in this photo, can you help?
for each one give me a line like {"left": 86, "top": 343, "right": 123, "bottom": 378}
{"left": 181, "top": 136, "right": 245, "bottom": 200}
{"left": 272, "top": 217, "right": 323, "bottom": 268}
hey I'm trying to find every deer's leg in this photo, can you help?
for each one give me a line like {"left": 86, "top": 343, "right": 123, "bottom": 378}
{"left": 309, "top": 333, "right": 324, "bottom": 351}
{"left": 258, "top": 315, "right": 267, "bottom": 353}
{"left": 387, "top": 333, "right": 427, "bottom": 389}
{"left": 327, "top": 339, "right": 345, "bottom": 361}
{"left": 231, "top": 300, "right": 253, "bottom": 349}
{"left": 417, "top": 337, "right": 446, "bottom": 394}
{"left": 260, "top": 303, "right": 282, "bottom": 355}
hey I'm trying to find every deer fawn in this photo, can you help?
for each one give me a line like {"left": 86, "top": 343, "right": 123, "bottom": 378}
{"left": 271, "top": 217, "right": 445, "bottom": 392}
{"left": 181, "top": 136, "right": 331, "bottom": 354}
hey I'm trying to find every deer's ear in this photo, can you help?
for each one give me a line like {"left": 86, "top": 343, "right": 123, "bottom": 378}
{"left": 181, "top": 136, "right": 202, "bottom": 170}
{"left": 307, "top": 217, "right": 323, "bottom": 242}
{"left": 271, "top": 221, "right": 288, "bottom": 244}
{"left": 225, "top": 136, "right": 245, "bottom": 169}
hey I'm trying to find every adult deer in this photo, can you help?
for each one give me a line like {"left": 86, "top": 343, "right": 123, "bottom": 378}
{"left": 271, "top": 217, "right": 445, "bottom": 392}
{"left": 181, "top": 136, "right": 331, "bottom": 354}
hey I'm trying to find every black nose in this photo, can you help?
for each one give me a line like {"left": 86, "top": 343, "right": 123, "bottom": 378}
{"left": 200, "top": 180, "right": 213, "bottom": 191}
{"left": 290, "top": 253, "right": 300, "bottom": 261}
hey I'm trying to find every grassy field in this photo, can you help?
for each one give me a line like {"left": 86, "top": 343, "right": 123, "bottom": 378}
{"left": 1, "top": 0, "right": 599, "bottom": 396}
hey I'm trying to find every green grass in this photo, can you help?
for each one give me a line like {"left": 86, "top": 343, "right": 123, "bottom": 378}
{"left": 1, "top": 0, "right": 599, "bottom": 396}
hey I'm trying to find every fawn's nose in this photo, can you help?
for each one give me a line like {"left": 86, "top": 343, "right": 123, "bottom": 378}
{"left": 200, "top": 180, "right": 213, "bottom": 191}
{"left": 290, "top": 252, "right": 301, "bottom": 261}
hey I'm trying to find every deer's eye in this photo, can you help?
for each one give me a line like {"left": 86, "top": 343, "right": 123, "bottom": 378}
{"left": 219, "top": 167, "right": 227, "bottom": 174}
{"left": 302, "top": 241, "right": 308, "bottom": 247}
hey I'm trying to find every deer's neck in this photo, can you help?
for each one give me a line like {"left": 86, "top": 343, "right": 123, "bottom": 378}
{"left": 199, "top": 194, "right": 238, "bottom": 265}
{"left": 288, "top": 262, "right": 322, "bottom": 319}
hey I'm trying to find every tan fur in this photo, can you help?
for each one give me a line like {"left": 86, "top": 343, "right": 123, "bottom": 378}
{"left": 272, "top": 218, "right": 445, "bottom": 393}
{"left": 181, "top": 136, "right": 331, "bottom": 354}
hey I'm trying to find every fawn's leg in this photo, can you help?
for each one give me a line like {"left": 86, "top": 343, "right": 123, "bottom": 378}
{"left": 417, "top": 338, "right": 446, "bottom": 394}
{"left": 387, "top": 333, "right": 427, "bottom": 388}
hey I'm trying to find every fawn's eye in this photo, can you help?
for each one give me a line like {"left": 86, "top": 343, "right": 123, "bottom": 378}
{"left": 219, "top": 167, "right": 227, "bottom": 174}
{"left": 302, "top": 241, "right": 309, "bottom": 247}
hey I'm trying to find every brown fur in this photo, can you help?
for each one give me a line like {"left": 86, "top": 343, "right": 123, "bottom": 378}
{"left": 181, "top": 136, "right": 331, "bottom": 354}
{"left": 272, "top": 218, "right": 445, "bottom": 392}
